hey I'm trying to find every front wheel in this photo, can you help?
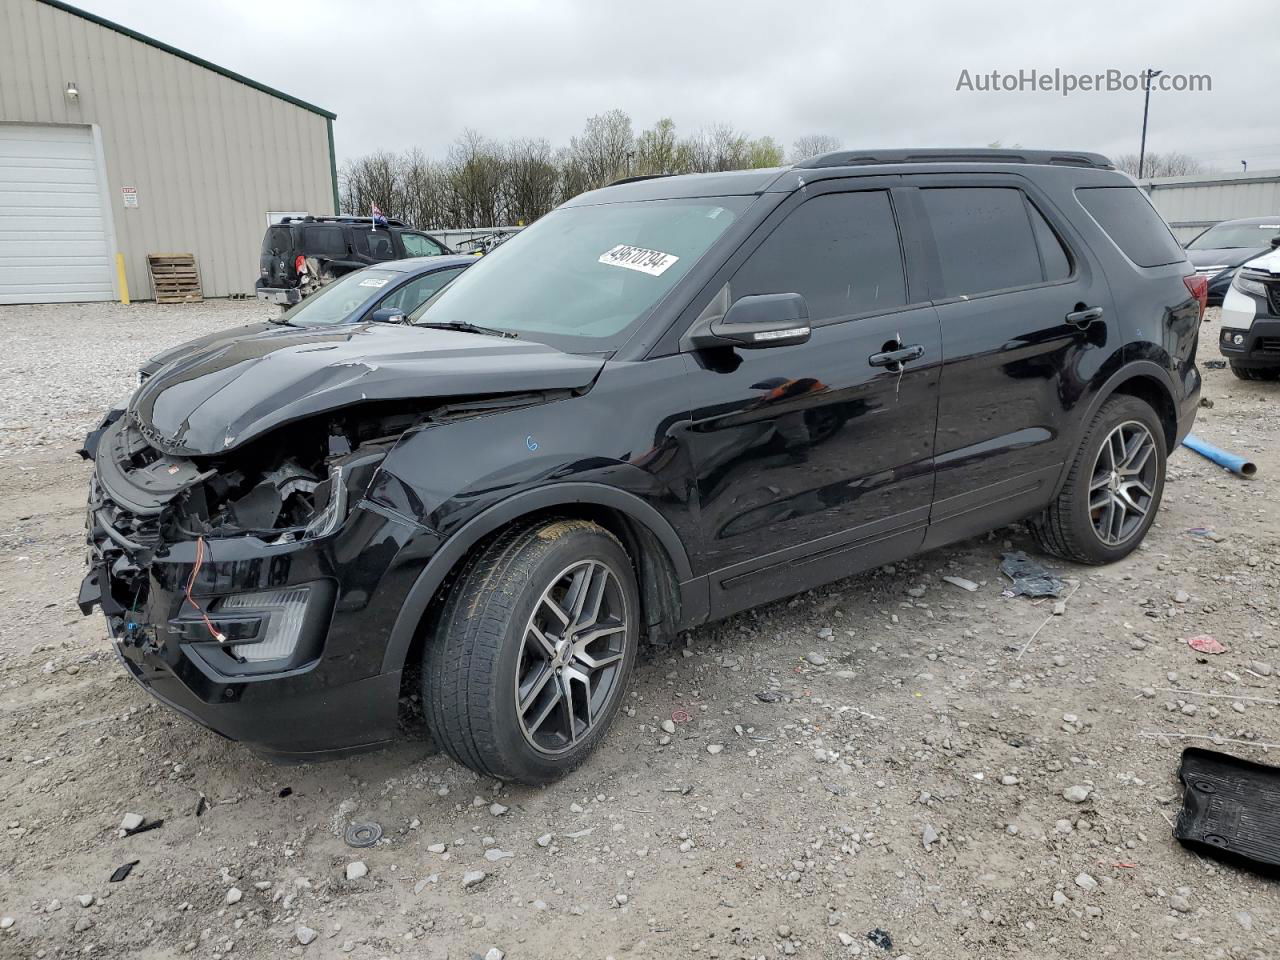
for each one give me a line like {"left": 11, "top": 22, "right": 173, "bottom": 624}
{"left": 1029, "top": 395, "right": 1167, "bottom": 564}
{"left": 423, "top": 519, "right": 638, "bottom": 784}
{"left": 1230, "top": 363, "right": 1280, "bottom": 381}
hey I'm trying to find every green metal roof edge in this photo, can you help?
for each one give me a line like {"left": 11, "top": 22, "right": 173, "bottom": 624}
{"left": 36, "top": 0, "right": 338, "bottom": 121}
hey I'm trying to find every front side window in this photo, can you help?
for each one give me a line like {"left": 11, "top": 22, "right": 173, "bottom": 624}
{"left": 354, "top": 230, "right": 397, "bottom": 261}
{"left": 410, "top": 196, "right": 752, "bottom": 352}
{"left": 279, "top": 269, "right": 399, "bottom": 325}
{"left": 401, "top": 232, "right": 446, "bottom": 257}
{"left": 920, "top": 187, "right": 1047, "bottom": 298}
{"left": 732, "top": 191, "right": 906, "bottom": 323}
{"left": 378, "top": 267, "right": 466, "bottom": 314}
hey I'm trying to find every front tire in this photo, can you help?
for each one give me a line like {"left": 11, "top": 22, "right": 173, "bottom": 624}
{"left": 1230, "top": 363, "right": 1280, "bottom": 381}
{"left": 1029, "top": 396, "right": 1167, "bottom": 564}
{"left": 423, "top": 519, "right": 639, "bottom": 784}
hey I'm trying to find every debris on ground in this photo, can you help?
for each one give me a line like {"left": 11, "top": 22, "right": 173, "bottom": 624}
{"left": 867, "top": 928, "right": 893, "bottom": 951}
{"left": 1186, "top": 634, "right": 1227, "bottom": 655}
{"left": 107, "top": 861, "right": 139, "bottom": 883}
{"left": 344, "top": 821, "right": 383, "bottom": 848}
{"left": 999, "top": 551, "right": 1065, "bottom": 597}
{"left": 1176, "top": 747, "right": 1280, "bottom": 872}
{"left": 942, "top": 575, "right": 979, "bottom": 592}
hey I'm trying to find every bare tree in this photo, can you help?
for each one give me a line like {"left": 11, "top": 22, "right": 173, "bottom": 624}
{"left": 504, "top": 138, "right": 560, "bottom": 225}
{"left": 570, "top": 109, "right": 635, "bottom": 188}
{"left": 445, "top": 130, "right": 506, "bottom": 227}
{"left": 789, "top": 134, "right": 842, "bottom": 163}
{"left": 1114, "top": 151, "right": 1205, "bottom": 178}
{"left": 634, "top": 118, "right": 680, "bottom": 176}
{"left": 746, "top": 136, "right": 785, "bottom": 168}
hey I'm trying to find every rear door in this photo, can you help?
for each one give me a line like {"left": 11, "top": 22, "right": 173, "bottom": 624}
{"left": 681, "top": 181, "right": 943, "bottom": 617}
{"left": 905, "top": 176, "right": 1118, "bottom": 548}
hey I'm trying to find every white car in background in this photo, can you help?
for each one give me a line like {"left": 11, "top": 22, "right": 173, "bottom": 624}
{"left": 1218, "top": 241, "right": 1280, "bottom": 380}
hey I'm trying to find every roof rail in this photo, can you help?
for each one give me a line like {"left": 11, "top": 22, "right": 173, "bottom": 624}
{"left": 280, "top": 215, "right": 408, "bottom": 227}
{"left": 794, "top": 149, "right": 1115, "bottom": 171}
{"left": 607, "top": 173, "right": 678, "bottom": 187}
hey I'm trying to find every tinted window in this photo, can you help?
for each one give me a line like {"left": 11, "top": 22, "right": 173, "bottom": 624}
{"left": 302, "top": 226, "right": 348, "bottom": 257}
{"left": 354, "top": 230, "right": 397, "bottom": 261}
{"left": 733, "top": 191, "right": 906, "bottom": 322}
{"left": 379, "top": 267, "right": 466, "bottom": 313}
{"left": 401, "top": 232, "right": 446, "bottom": 257}
{"left": 263, "top": 226, "right": 290, "bottom": 256}
{"left": 1076, "top": 186, "right": 1184, "bottom": 267}
{"left": 921, "top": 188, "right": 1044, "bottom": 298}
{"left": 1028, "top": 203, "right": 1071, "bottom": 281}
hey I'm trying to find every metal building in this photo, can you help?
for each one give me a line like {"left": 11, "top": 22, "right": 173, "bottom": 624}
{"left": 1140, "top": 169, "right": 1280, "bottom": 243}
{"left": 0, "top": 0, "right": 337, "bottom": 304}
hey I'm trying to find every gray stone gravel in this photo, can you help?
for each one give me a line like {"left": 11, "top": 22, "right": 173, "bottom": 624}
{"left": 0, "top": 299, "right": 270, "bottom": 457}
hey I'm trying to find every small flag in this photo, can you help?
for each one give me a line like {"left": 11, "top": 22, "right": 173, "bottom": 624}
{"left": 370, "top": 204, "right": 387, "bottom": 230}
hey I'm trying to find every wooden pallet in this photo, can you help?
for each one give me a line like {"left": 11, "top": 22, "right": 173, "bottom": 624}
{"left": 147, "top": 253, "right": 203, "bottom": 303}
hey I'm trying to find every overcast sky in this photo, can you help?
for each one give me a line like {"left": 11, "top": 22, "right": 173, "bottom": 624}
{"left": 80, "top": 0, "right": 1277, "bottom": 172}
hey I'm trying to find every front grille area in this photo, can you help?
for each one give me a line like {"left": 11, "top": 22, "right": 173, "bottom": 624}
{"left": 1267, "top": 282, "right": 1280, "bottom": 317}
{"left": 1258, "top": 337, "right": 1280, "bottom": 355}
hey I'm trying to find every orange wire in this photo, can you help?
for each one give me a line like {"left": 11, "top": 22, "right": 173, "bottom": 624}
{"left": 184, "top": 537, "right": 225, "bottom": 642}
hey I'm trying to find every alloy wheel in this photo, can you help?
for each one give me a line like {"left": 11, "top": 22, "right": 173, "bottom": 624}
{"left": 515, "top": 559, "right": 629, "bottom": 756}
{"left": 1089, "top": 420, "right": 1158, "bottom": 546}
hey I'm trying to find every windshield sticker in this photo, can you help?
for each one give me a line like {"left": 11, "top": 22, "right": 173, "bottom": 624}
{"left": 358, "top": 277, "right": 390, "bottom": 288}
{"left": 598, "top": 244, "right": 679, "bottom": 277}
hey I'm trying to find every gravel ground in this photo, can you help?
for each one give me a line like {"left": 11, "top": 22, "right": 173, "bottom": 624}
{"left": 0, "top": 302, "right": 1278, "bottom": 960}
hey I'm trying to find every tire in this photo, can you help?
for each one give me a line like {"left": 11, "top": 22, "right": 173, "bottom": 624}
{"left": 1230, "top": 363, "right": 1280, "bottom": 381}
{"left": 1029, "top": 395, "right": 1167, "bottom": 565}
{"left": 423, "top": 519, "right": 639, "bottom": 784}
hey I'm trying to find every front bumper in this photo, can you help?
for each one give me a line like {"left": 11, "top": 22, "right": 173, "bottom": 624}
{"left": 1218, "top": 318, "right": 1280, "bottom": 368}
{"left": 80, "top": 439, "right": 431, "bottom": 760}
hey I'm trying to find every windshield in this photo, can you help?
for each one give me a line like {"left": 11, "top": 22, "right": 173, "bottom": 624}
{"left": 1188, "top": 221, "right": 1280, "bottom": 250}
{"left": 409, "top": 196, "right": 752, "bottom": 351}
{"left": 279, "top": 269, "right": 399, "bottom": 326}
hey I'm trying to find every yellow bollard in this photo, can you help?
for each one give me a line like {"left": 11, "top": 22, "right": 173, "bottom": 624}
{"left": 116, "top": 252, "right": 130, "bottom": 305}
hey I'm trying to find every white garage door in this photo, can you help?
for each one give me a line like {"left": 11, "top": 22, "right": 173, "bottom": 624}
{"left": 0, "top": 124, "right": 114, "bottom": 304}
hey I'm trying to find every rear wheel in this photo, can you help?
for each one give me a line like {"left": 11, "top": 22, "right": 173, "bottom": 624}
{"left": 1230, "top": 363, "right": 1280, "bottom": 381}
{"left": 423, "top": 519, "right": 638, "bottom": 784}
{"left": 1029, "top": 395, "right": 1167, "bottom": 564}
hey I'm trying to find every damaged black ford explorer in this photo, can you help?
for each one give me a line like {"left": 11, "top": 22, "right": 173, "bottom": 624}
{"left": 81, "top": 150, "right": 1203, "bottom": 785}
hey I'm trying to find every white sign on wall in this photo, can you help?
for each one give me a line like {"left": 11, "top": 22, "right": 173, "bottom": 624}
{"left": 121, "top": 186, "right": 138, "bottom": 208}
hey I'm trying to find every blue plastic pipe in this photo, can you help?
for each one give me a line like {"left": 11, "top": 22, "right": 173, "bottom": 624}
{"left": 1182, "top": 433, "right": 1257, "bottom": 478}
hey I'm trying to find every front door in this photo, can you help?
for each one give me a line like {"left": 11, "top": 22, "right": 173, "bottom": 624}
{"left": 681, "top": 185, "right": 942, "bottom": 619}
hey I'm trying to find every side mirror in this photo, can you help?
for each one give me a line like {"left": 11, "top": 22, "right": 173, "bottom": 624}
{"left": 368, "top": 306, "right": 406, "bottom": 324}
{"left": 1270, "top": 235, "right": 1280, "bottom": 249}
{"left": 683, "top": 293, "right": 811, "bottom": 351}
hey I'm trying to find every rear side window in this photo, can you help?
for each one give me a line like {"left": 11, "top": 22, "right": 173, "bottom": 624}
{"left": 1075, "top": 186, "right": 1184, "bottom": 267}
{"left": 733, "top": 191, "right": 906, "bottom": 323}
{"left": 302, "top": 226, "right": 348, "bottom": 257}
{"left": 920, "top": 187, "right": 1046, "bottom": 298}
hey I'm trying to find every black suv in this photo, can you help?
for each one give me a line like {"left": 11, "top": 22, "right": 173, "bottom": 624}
{"left": 256, "top": 216, "right": 452, "bottom": 305}
{"left": 82, "top": 150, "right": 1203, "bottom": 785}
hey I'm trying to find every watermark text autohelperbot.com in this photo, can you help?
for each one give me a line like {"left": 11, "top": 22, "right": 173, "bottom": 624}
{"left": 956, "top": 69, "right": 1211, "bottom": 96}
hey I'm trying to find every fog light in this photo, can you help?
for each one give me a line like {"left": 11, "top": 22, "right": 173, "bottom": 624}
{"left": 216, "top": 586, "right": 310, "bottom": 662}
{"left": 1233, "top": 334, "right": 1245, "bottom": 346}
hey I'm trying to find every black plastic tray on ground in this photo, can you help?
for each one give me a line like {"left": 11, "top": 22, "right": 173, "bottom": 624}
{"left": 1175, "top": 747, "right": 1280, "bottom": 875}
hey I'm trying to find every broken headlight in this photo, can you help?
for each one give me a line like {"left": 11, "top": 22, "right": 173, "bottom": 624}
{"left": 302, "top": 464, "right": 349, "bottom": 540}
{"left": 216, "top": 586, "right": 311, "bottom": 662}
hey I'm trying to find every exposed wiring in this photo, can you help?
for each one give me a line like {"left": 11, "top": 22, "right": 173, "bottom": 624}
{"left": 184, "top": 536, "right": 226, "bottom": 642}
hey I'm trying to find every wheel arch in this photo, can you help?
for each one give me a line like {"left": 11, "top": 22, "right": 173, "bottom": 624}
{"left": 382, "top": 483, "right": 699, "bottom": 676}
{"left": 1054, "top": 361, "right": 1180, "bottom": 497}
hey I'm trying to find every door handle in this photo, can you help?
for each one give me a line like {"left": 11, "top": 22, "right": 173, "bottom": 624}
{"left": 1066, "top": 305, "right": 1104, "bottom": 328}
{"left": 869, "top": 344, "right": 924, "bottom": 367}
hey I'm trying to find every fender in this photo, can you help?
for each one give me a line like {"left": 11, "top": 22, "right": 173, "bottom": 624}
{"left": 380, "top": 482, "right": 697, "bottom": 673}
{"left": 1051, "top": 358, "right": 1181, "bottom": 497}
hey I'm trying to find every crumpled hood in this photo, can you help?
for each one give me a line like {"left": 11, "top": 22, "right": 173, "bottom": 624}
{"left": 129, "top": 322, "right": 606, "bottom": 456}
{"left": 139, "top": 321, "right": 276, "bottom": 377}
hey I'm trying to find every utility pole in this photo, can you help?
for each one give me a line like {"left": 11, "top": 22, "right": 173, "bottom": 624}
{"left": 1138, "top": 68, "right": 1162, "bottom": 179}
